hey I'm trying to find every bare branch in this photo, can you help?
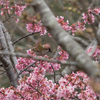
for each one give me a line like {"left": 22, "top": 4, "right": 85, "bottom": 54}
{"left": 53, "top": 49, "right": 60, "bottom": 59}
{"left": 72, "top": 36, "right": 89, "bottom": 47}
{"left": 12, "top": 32, "right": 39, "bottom": 45}
{"left": 16, "top": 24, "right": 37, "bottom": 43}
{"left": 0, "top": 55, "right": 18, "bottom": 87}
{"left": 88, "top": 0, "right": 95, "bottom": 8}
{"left": 17, "top": 61, "right": 37, "bottom": 78}
{"left": 3, "top": 9, "right": 15, "bottom": 23}
{"left": 26, "top": 82, "right": 43, "bottom": 96}
{"left": 0, "top": 51, "right": 77, "bottom": 66}
{"left": 0, "top": 21, "right": 18, "bottom": 87}
{"left": 86, "top": 39, "right": 97, "bottom": 57}
{"left": 1, "top": 21, "right": 22, "bottom": 79}
{"left": 50, "top": 64, "right": 56, "bottom": 83}
{"left": 57, "top": 0, "right": 74, "bottom": 23}
{"left": 97, "top": 22, "right": 100, "bottom": 43}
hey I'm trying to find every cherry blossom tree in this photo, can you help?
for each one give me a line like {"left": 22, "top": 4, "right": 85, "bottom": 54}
{"left": 0, "top": 0, "right": 100, "bottom": 100}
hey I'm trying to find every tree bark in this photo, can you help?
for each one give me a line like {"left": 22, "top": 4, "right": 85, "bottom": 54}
{"left": 0, "top": 21, "right": 18, "bottom": 88}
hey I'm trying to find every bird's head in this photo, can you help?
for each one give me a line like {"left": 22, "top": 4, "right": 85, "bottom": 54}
{"left": 43, "top": 43, "right": 52, "bottom": 52}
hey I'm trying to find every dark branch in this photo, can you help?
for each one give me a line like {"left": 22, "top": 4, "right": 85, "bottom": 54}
{"left": 12, "top": 32, "right": 39, "bottom": 45}
{"left": 26, "top": 82, "right": 43, "bottom": 96}
{"left": 0, "top": 55, "right": 18, "bottom": 87}
{"left": 51, "top": 64, "right": 56, "bottom": 83}
{"left": 17, "top": 61, "right": 37, "bottom": 78}
{"left": 0, "top": 51, "right": 77, "bottom": 66}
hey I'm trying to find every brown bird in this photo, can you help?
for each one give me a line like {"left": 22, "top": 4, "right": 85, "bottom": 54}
{"left": 31, "top": 41, "right": 52, "bottom": 56}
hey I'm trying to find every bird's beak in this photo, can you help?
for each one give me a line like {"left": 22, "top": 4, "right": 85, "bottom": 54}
{"left": 49, "top": 48, "right": 52, "bottom": 52}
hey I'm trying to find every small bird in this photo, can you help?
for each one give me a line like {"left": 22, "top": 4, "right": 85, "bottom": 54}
{"left": 31, "top": 41, "right": 52, "bottom": 56}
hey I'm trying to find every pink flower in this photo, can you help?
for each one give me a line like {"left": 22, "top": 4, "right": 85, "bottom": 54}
{"left": 93, "top": 8, "right": 100, "bottom": 15}
{"left": 26, "top": 22, "right": 47, "bottom": 35}
{"left": 15, "top": 19, "right": 19, "bottom": 23}
{"left": 82, "top": 13, "right": 95, "bottom": 24}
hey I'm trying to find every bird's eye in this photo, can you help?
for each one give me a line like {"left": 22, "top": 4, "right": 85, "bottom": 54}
{"left": 49, "top": 48, "right": 52, "bottom": 52}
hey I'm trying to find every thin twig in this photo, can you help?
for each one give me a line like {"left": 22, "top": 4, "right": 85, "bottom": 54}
{"left": 12, "top": 32, "right": 39, "bottom": 45}
{"left": 26, "top": 82, "right": 42, "bottom": 96}
{"left": 3, "top": 9, "right": 15, "bottom": 23}
{"left": 16, "top": 24, "right": 37, "bottom": 43}
{"left": 88, "top": 0, "right": 95, "bottom": 9}
{"left": 57, "top": 0, "right": 74, "bottom": 23}
{"left": 86, "top": 39, "right": 97, "bottom": 56}
{"left": 50, "top": 64, "right": 56, "bottom": 83}
{"left": 17, "top": 61, "right": 37, "bottom": 78}
{"left": 53, "top": 49, "right": 60, "bottom": 59}
{"left": 72, "top": 36, "right": 89, "bottom": 47}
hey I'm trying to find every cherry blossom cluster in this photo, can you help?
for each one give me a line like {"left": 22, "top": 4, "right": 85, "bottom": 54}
{"left": 57, "top": 71, "right": 97, "bottom": 100}
{"left": 0, "top": 0, "right": 9, "bottom": 5}
{"left": 0, "top": 69, "right": 99, "bottom": 100}
{"left": 82, "top": 8, "right": 100, "bottom": 24}
{"left": 56, "top": 8, "right": 100, "bottom": 35}
{"left": 26, "top": 7, "right": 100, "bottom": 36}
{"left": 0, "top": 0, "right": 100, "bottom": 36}
{"left": 25, "top": 15, "right": 85, "bottom": 36}
{"left": 86, "top": 46, "right": 100, "bottom": 61}
{"left": 16, "top": 49, "right": 61, "bottom": 73}
{"left": 13, "top": 4, "right": 26, "bottom": 16}
{"left": 0, "top": 0, "right": 25, "bottom": 23}
{"left": 56, "top": 16, "right": 71, "bottom": 31}
{"left": 56, "top": 16, "right": 86, "bottom": 35}
{"left": 26, "top": 21, "right": 47, "bottom": 35}
{"left": 0, "top": 0, "right": 10, "bottom": 16}
{"left": 14, "top": 47, "right": 100, "bottom": 99}
{"left": 26, "top": 15, "right": 85, "bottom": 36}
{"left": 57, "top": 46, "right": 69, "bottom": 61}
